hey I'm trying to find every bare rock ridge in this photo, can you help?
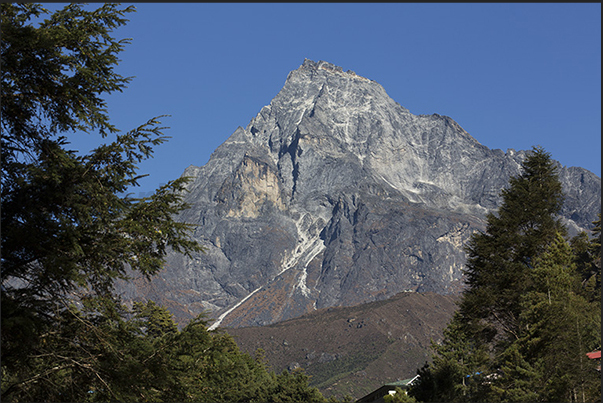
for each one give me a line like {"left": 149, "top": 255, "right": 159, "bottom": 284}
{"left": 116, "top": 59, "right": 601, "bottom": 329}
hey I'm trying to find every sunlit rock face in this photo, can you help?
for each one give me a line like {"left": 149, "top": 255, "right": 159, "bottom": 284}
{"left": 116, "top": 59, "right": 601, "bottom": 328}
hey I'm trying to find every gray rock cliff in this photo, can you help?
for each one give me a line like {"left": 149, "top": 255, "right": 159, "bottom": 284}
{"left": 117, "top": 59, "right": 601, "bottom": 328}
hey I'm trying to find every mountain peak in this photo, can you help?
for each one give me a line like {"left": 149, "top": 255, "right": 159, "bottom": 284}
{"left": 288, "top": 58, "right": 373, "bottom": 84}
{"left": 117, "top": 60, "right": 601, "bottom": 330}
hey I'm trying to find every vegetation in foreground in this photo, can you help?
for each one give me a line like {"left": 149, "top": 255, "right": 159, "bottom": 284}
{"left": 1, "top": 3, "right": 338, "bottom": 402}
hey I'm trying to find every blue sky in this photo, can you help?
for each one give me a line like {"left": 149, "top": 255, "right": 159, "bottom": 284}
{"left": 44, "top": 3, "right": 601, "bottom": 197}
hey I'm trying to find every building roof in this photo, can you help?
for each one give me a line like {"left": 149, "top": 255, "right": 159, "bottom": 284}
{"left": 586, "top": 350, "right": 601, "bottom": 360}
{"left": 384, "top": 375, "right": 420, "bottom": 387}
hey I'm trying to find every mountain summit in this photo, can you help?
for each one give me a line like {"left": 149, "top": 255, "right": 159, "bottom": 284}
{"left": 118, "top": 59, "right": 601, "bottom": 329}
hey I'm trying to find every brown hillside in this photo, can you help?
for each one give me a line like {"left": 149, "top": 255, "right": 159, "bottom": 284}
{"left": 225, "top": 291, "right": 459, "bottom": 400}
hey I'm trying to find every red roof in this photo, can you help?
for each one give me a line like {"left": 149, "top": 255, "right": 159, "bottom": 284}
{"left": 586, "top": 350, "right": 601, "bottom": 359}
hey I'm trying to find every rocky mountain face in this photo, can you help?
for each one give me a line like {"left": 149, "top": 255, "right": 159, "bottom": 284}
{"left": 117, "top": 59, "right": 601, "bottom": 329}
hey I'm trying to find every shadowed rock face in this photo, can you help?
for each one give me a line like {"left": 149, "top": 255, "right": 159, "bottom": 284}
{"left": 116, "top": 59, "right": 601, "bottom": 329}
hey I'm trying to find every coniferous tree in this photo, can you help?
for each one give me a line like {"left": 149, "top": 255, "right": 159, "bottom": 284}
{"left": 409, "top": 312, "right": 490, "bottom": 402}
{"left": 0, "top": 4, "right": 204, "bottom": 400}
{"left": 460, "top": 146, "right": 566, "bottom": 350}
{"left": 571, "top": 213, "right": 601, "bottom": 302}
{"left": 411, "top": 147, "right": 601, "bottom": 402}
{"left": 491, "top": 233, "right": 600, "bottom": 402}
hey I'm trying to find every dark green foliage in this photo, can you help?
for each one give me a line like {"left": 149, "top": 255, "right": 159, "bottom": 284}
{"left": 1, "top": 4, "right": 202, "bottom": 391}
{"left": 1, "top": 300, "right": 327, "bottom": 402}
{"left": 1, "top": 4, "right": 328, "bottom": 402}
{"left": 571, "top": 213, "right": 601, "bottom": 303}
{"left": 409, "top": 313, "right": 491, "bottom": 403}
{"left": 132, "top": 300, "right": 178, "bottom": 338}
{"left": 263, "top": 369, "right": 326, "bottom": 403}
{"left": 166, "top": 316, "right": 276, "bottom": 402}
{"left": 485, "top": 233, "right": 601, "bottom": 402}
{"left": 460, "top": 146, "right": 567, "bottom": 347}
{"left": 1, "top": 3, "right": 131, "bottom": 145}
{"left": 2, "top": 298, "right": 165, "bottom": 402}
{"left": 411, "top": 147, "right": 601, "bottom": 402}
{"left": 170, "top": 322, "right": 326, "bottom": 403}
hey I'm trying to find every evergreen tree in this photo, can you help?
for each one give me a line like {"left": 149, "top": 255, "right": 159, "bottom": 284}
{"left": 491, "top": 233, "right": 601, "bottom": 402}
{"left": 144, "top": 312, "right": 326, "bottom": 403}
{"left": 266, "top": 369, "right": 326, "bottom": 403}
{"left": 132, "top": 300, "right": 179, "bottom": 338}
{"left": 409, "top": 312, "right": 490, "bottom": 402}
{"left": 0, "top": 3, "right": 202, "bottom": 400}
{"left": 460, "top": 146, "right": 566, "bottom": 350}
{"left": 571, "top": 213, "right": 601, "bottom": 302}
{"left": 412, "top": 147, "right": 601, "bottom": 402}
{"left": 1, "top": 298, "right": 174, "bottom": 402}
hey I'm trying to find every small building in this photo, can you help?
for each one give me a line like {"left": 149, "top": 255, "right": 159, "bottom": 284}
{"left": 355, "top": 375, "right": 419, "bottom": 403}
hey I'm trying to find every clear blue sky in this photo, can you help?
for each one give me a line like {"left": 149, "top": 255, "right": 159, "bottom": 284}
{"left": 45, "top": 3, "right": 601, "bottom": 197}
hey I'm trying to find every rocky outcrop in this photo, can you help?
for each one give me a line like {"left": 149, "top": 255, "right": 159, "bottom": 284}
{"left": 116, "top": 59, "right": 601, "bottom": 329}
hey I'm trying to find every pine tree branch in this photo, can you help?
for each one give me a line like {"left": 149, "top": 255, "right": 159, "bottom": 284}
{"left": 1, "top": 364, "right": 71, "bottom": 399}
